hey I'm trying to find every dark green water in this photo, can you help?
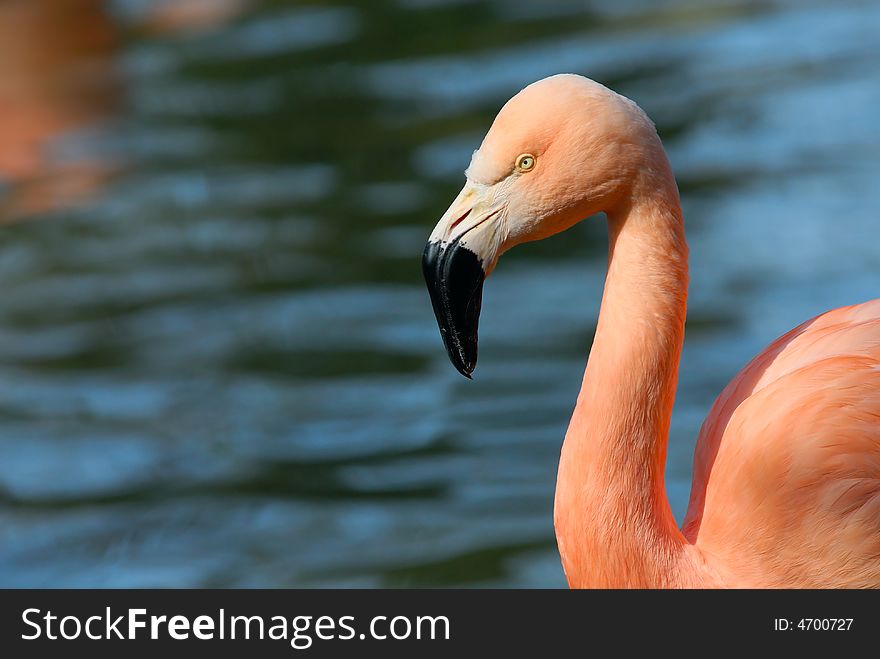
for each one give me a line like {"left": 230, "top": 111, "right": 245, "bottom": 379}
{"left": 0, "top": 0, "right": 878, "bottom": 586}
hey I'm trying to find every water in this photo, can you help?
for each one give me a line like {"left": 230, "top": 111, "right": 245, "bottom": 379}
{"left": 0, "top": 0, "right": 878, "bottom": 587}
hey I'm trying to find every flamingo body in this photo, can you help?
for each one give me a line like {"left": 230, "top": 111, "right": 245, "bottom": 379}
{"left": 684, "top": 300, "right": 880, "bottom": 587}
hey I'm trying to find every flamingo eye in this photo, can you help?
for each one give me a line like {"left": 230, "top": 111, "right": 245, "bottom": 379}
{"left": 515, "top": 154, "right": 536, "bottom": 172}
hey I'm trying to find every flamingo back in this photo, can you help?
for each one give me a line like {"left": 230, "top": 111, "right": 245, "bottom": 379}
{"left": 683, "top": 299, "right": 880, "bottom": 587}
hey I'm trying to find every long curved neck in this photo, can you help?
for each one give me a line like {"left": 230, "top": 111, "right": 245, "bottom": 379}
{"left": 554, "top": 167, "right": 701, "bottom": 587}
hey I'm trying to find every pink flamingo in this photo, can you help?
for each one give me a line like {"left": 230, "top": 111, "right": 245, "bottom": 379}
{"left": 422, "top": 74, "right": 880, "bottom": 588}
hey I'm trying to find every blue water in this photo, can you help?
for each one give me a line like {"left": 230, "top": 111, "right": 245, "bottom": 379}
{"left": 0, "top": 0, "right": 877, "bottom": 586}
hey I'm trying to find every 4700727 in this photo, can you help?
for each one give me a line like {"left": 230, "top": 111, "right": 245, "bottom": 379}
{"left": 774, "top": 619, "right": 853, "bottom": 631}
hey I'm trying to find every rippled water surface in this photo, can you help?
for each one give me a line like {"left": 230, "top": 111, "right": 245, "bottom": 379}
{"left": 0, "top": 0, "right": 878, "bottom": 586}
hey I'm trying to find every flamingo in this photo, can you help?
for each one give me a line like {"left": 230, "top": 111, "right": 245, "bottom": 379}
{"left": 422, "top": 74, "right": 880, "bottom": 588}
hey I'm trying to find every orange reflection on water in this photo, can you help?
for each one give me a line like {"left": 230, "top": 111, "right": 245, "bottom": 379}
{"left": 0, "top": 0, "right": 250, "bottom": 221}
{"left": 142, "top": 0, "right": 251, "bottom": 35}
{"left": 0, "top": 0, "right": 120, "bottom": 221}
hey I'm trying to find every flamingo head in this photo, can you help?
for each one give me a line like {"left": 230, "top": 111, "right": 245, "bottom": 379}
{"left": 423, "top": 74, "right": 661, "bottom": 377}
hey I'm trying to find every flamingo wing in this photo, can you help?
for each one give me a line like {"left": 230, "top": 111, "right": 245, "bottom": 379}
{"left": 683, "top": 299, "right": 880, "bottom": 587}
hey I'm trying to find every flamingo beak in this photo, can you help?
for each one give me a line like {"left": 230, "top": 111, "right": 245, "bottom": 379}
{"left": 423, "top": 183, "right": 504, "bottom": 378}
{"left": 422, "top": 237, "right": 485, "bottom": 378}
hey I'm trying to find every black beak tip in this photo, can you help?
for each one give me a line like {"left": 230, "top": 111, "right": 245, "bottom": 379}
{"left": 442, "top": 323, "right": 478, "bottom": 379}
{"left": 422, "top": 238, "right": 485, "bottom": 379}
{"left": 453, "top": 354, "right": 475, "bottom": 380}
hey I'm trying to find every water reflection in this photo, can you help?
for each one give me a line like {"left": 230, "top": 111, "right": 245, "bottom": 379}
{"left": 0, "top": 0, "right": 119, "bottom": 219}
{"left": 0, "top": 0, "right": 877, "bottom": 587}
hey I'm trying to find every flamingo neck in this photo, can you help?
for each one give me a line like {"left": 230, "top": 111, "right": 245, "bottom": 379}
{"left": 554, "top": 170, "right": 699, "bottom": 587}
